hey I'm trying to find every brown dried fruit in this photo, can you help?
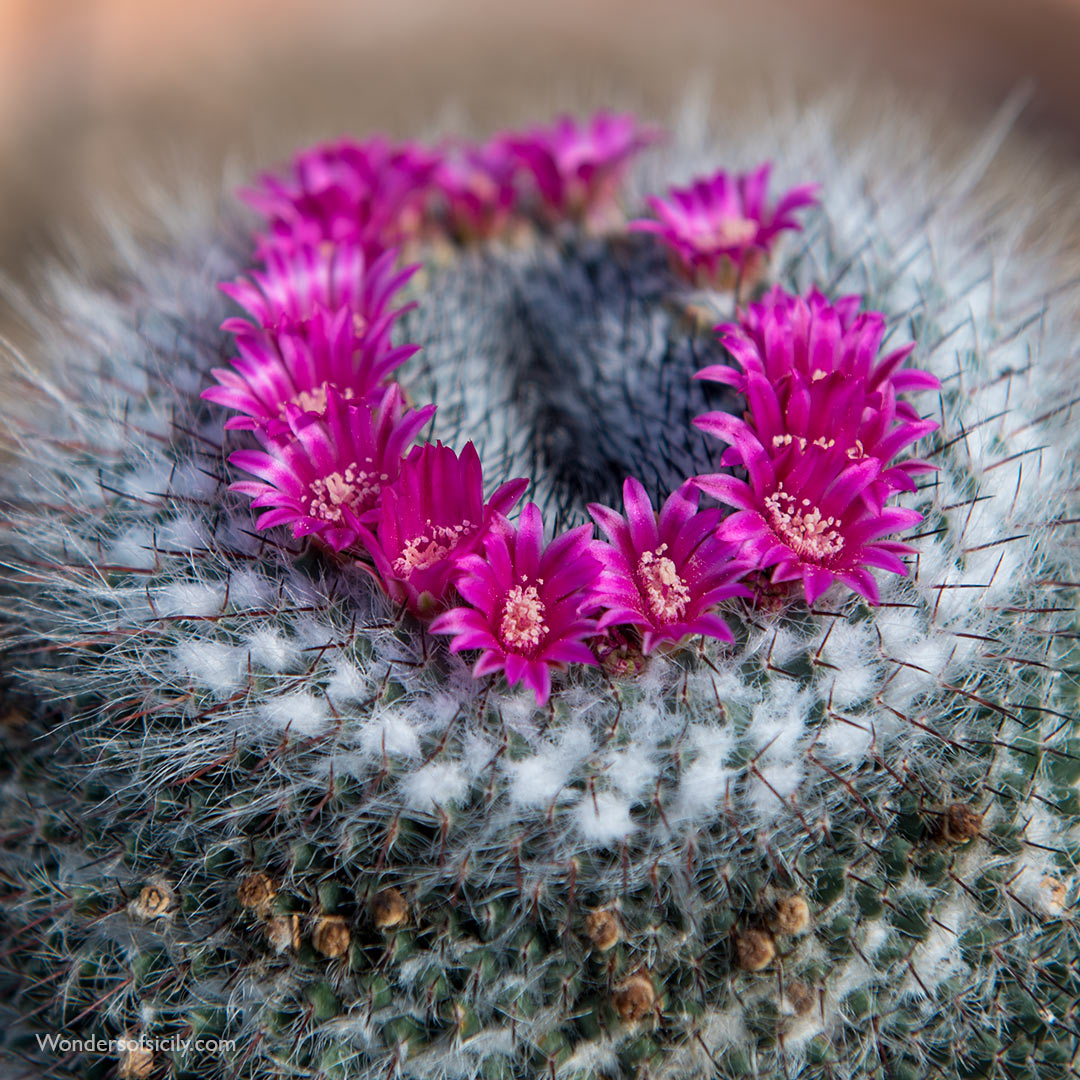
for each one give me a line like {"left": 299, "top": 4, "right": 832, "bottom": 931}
{"left": 117, "top": 1033, "right": 154, "bottom": 1079}
{"left": 129, "top": 882, "right": 173, "bottom": 921}
{"left": 612, "top": 973, "right": 655, "bottom": 1023}
{"left": 771, "top": 895, "right": 811, "bottom": 936}
{"left": 735, "top": 929, "right": 775, "bottom": 972}
{"left": 371, "top": 887, "right": 408, "bottom": 929}
{"left": 784, "top": 980, "right": 817, "bottom": 1017}
{"left": 1041, "top": 876, "right": 1069, "bottom": 914}
{"left": 237, "top": 872, "right": 277, "bottom": 914}
{"left": 265, "top": 913, "right": 301, "bottom": 953}
{"left": 584, "top": 908, "right": 620, "bottom": 951}
{"left": 312, "top": 914, "right": 351, "bottom": 958}
{"left": 942, "top": 802, "right": 982, "bottom": 843}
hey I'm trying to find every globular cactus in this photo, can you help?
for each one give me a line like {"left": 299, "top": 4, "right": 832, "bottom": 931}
{"left": 1, "top": 101, "right": 1078, "bottom": 1080}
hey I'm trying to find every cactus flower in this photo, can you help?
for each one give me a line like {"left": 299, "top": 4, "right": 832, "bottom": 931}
{"left": 203, "top": 306, "right": 418, "bottom": 437}
{"left": 699, "top": 287, "right": 940, "bottom": 418}
{"left": 508, "top": 111, "right": 662, "bottom": 221}
{"left": 431, "top": 137, "right": 519, "bottom": 241}
{"left": 242, "top": 136, "right": 440, "bottom": 260}
{"left": 587, "top": 478, "right": 750, "bottom": 652}
{"left": 356, "top": 441, "right": 529, "bottom": 615}
{"left": 628, "top": 164, "right": 817, "bottom": 284}
{"left": 695, "top": 414, "right": 922, "bottom": 605}
{"left": 430, "top": 503, "right": 601, "bottom": 704}
{"left": 219, "top": 242, "right": 418, "bottom": 338}
{"left": 229, "top": 385, "right": 434, "bottom": 551}
{"left": 696, "top": 288, "right": 940, "bottom": 505}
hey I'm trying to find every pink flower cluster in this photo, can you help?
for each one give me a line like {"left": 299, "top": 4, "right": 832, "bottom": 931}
{"left": 693, "top": 288, "right": 940, "bottom": 604}
{"left": 238, "top": 112, "right": 661, "bottom": 256}
{"left": 211, "top": 114, "right": 939, "bottom": 707}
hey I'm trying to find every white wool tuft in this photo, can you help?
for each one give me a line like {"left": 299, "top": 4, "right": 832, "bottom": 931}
{"left": 258, "top": 691, "right": 329, "bottom": 736}
{"left": 747, "top": 679, "right": 808, "bottom": 762}
{"left": 174, "top": 640, "right": 245, "bottom": 696}
{"left": 227, "top": 568, "right": 274, "bottom": 610}
{"left": 360, "top": 713, "right": 421, "bottom": 761}
{"left": 669, "top": 723, "right": 736, "bottom": 824}
{"left": 505, "top": 723, "right": 591, "bottom": 808}
{"left": 747, "top": 759, "right": 805, "bottom": 820}
{"left": 245, "top": 628, "right": 301, "bottom": 673}
{"left": 574, "top": 790, "right": 636, "bottom": 844}
{"left": 108, "top": 526, "right": 157, "bottom": 571}
{"left": 325, "top": 661, "right": 373, "bottom": 703}
{"left": 401, "top": 761, "right": 468, "bottom": 810}
{"left": 153, "top": 581, "right": 226, "bottom": 618}
{"left": 815, "top": 713, "right": 878, "bottom": 765}
{"left": 902, "top": 902, "right": 968, "bottom": 998}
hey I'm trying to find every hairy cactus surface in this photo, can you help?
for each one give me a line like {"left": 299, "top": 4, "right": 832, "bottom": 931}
{"left": 1, "top": 102, "right": 1079, "bottom": 1080}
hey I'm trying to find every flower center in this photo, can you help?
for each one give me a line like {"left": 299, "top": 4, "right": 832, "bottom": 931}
{"left": 764, "top": 486, "right": 845, "bottom": 563}
{"left": 286, "top": 382, "right": 355, "bottom": 417}
{"left": 771, "top": 434, "right": 836, "bottom": 451}
{"left": 460, "top": 168, "right": 499, "bottom": 204}
{"left": 499, "top": 582, "right": 548, "bottom": 653}
{"left": 695, "top": 215, "right": 758, "bottom": 251}
{"left": 393, "top": 520, "right": 474, "bottom": 578}
{"left": 306, "top": 462, "right": 386, "bottom": 523}
{"left": 637, "top": 545, "right": 690, "bottom": 623}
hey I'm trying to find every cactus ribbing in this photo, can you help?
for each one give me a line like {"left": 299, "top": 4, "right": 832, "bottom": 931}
{"left": 1, "top": 103, "right": 1079, "bottom": 1080}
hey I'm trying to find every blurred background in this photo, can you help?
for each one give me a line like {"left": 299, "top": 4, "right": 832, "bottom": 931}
{"left": 3, "top": 0, "right": 1080, "bottom": 297}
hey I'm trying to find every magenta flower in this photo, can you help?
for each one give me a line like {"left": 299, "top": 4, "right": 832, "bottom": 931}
{"left": 587, "top": 478, "right": 750, "bottom": 653}
{"left": 696, "top": 288, "right": 940, "bottom": 501}
{"left": 356, "top": 441, "right": 529, "bottom": 615}
{"left": 220, "top": 242, "right": 418, "bottom": 338}
{"left": 229, "top": 385, "right": 435, "bottom": 552}
{"left": 242, "top": 137, "right": 440, "bottom": 260}
{"left": 431, "top": 137, "right": 518, "bottom": 241}
{"left": 507, "top": 112, "right": 662, "bottom": 222}
{"left": 429, "top": 503, "right": 601, "bottom": 705}
{"left": 700, "top": 287, "right": 939, "bottom": 412}
{"left": 627, "top": 164, "right": 818, "bottom": 283}
{"left": 203, "top": 306, "right": 418, "bottom": 437}
{"left": 695, "top": 414, "right": 923, "bottom": 606}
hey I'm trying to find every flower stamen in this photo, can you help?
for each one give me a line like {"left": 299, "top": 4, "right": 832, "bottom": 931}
{"left": 637, "top": 544, "right": 691, "bottom": 623}
{"left": 693, "top": 215, "right": 757, "bottom": 251}
{"left": 393, "top": 520, "right": 474, "bottom": 578}
{"left": 764, "top": 486, "right": 845, "bottom": 562}
{"left": 306, "top": 463, "right": 385, "bottom": 523}
{"left": 499, "top": 584, "right": 548, "bottom": 652}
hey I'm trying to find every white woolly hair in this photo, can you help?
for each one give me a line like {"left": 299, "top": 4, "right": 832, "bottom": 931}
{"left": 1, "top": 92, "right": 1078, "bottom": 1080}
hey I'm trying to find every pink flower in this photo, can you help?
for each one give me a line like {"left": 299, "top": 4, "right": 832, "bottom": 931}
{"left": 242, "top": 137, "right": 440, "bottom": 260}
{"left": 229, "top": 385, "right": 435, "bottom": 552}
{"left": 507, "top": 112, "right": 662, "bottom": 221}
{"left": 203, "top": 306, "right": 418, "bottom": 437}
{"left": 696, "top": 288, "right": 940, "bottom": 503}
{"left": 694, "top": 414, "right": 923, "bottom": 606}
{"left": 356, "top": 441, "right": 529, "bottom": 615}
{"left": 627, "top": 164, "right": 818, "bottom": 283}
{"left": 701, "top": 287, "right": 940, "bottom": 413}
{"left": 587, "top": 478, "right": 750, "bottom": 653}
{"left": 219, "top": 242, "right": 418, "bottom": 338}
{"left": 431, "top": 137, "right": 518, "bottom": 240}
{"left": 430, "top": 503, "right": 601, "bottom": 705}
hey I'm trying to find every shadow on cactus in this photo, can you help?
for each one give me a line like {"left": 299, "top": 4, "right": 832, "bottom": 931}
{"left": 1, "top": 106, "right": 1078, "bottom": 1080}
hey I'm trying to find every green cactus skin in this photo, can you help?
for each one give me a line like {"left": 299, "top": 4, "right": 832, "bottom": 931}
{"left": 2, "top": 104, "right": 1079, "bottom": 1080}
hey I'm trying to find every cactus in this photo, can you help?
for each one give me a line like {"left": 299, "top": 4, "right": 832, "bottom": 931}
{"left": 1, "top": 101, "right": 1079, "bottom": 1080}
